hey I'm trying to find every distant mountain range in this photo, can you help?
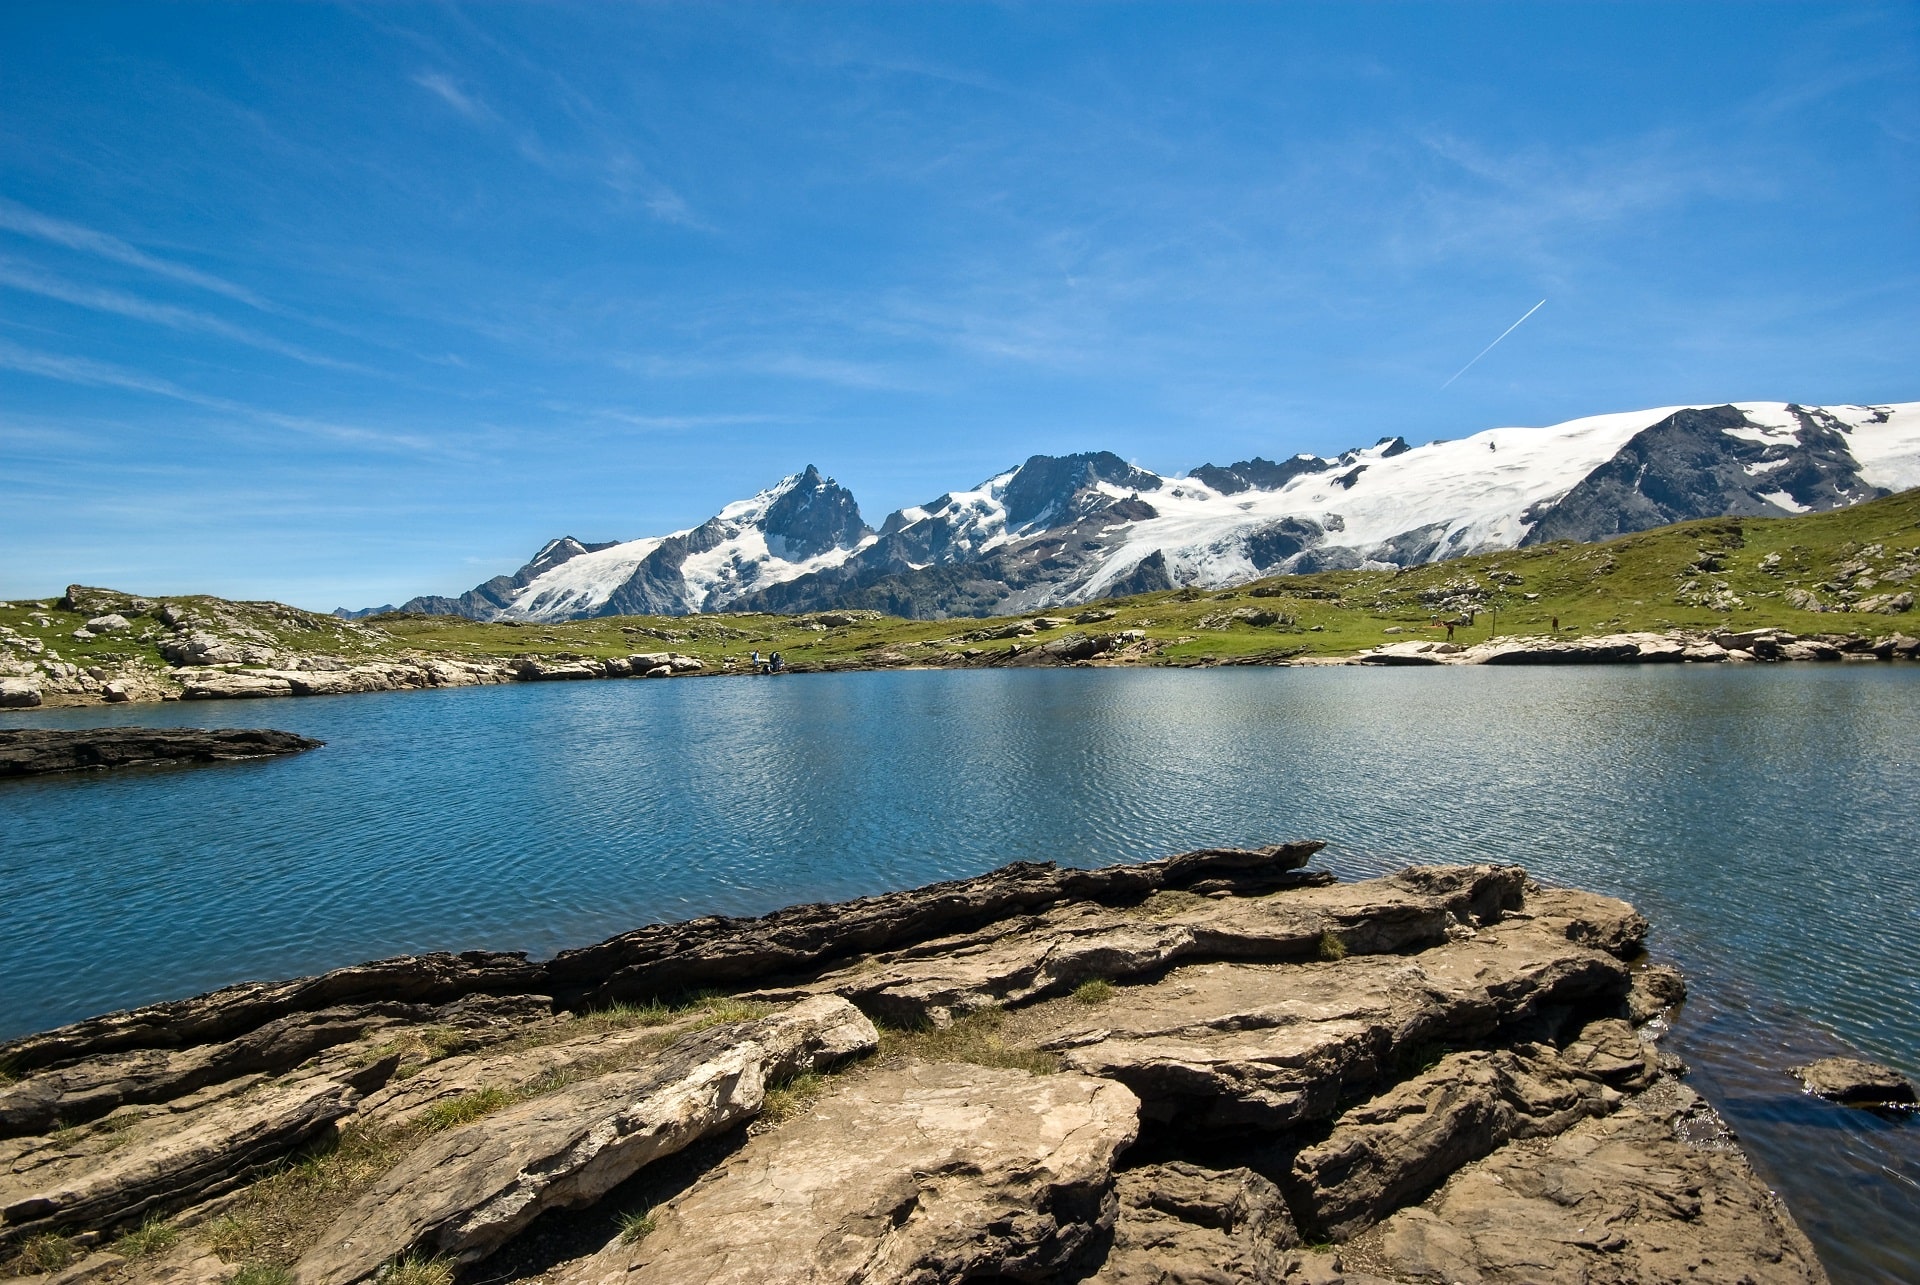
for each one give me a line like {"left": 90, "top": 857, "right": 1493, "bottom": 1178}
{"left": 339, "top": 401, "right": 1920, "bottom": 622}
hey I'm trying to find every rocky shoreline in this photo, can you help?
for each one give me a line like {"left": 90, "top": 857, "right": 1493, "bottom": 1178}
{"left": 0, "top": 844, "right": 1835, "bottom": 1283}
{"left": 6, "top": 620, "right": 1915, "bottom": 713}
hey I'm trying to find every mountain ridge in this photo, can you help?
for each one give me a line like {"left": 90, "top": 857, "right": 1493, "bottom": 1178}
{"left": 339, "top": 400, "right": 1919, "bottom": 621}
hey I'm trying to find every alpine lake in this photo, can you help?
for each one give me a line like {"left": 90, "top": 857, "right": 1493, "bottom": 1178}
{"left": 3, "top": 665, "right": 1915, "bottom": 1283}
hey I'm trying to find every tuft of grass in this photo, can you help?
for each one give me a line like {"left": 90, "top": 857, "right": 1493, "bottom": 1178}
{"left": 684, "top": 994, "right": 771, "bottom": 1031}
{"left": 229, "top": 1266, "right": 296, "bottom": 1285}
{"left": 357, "top": 1026, "right": 470, "bottom": 1079}
{"left": 877, "top": 1006, "right": 1059, "bottom": 1076}
{"left": 202, "top": 1122, "right": 410, "bottom": 1267}
{"left": 12, "top": 1233, "right": 79, "bottom": 1274}
{"left": 380, "top": 1255, "right": 455, "bottom": 1285}
{"left": 1071, "top": 979, "right": 1115, "bottom": 1006}
{"left": 1132, "top": 890, "right": 1210, "bottom": 918}
{"left": 114, "top": 1213, "right": 180, "bottom": 1259}
{"left": 759, "top": 1071, "right": 827, "bottom": 1125}
{"left": 1317, "top": 931, "right": 1349, "bottom": 962}
{"left": 419, "top": 1086, "right": 514, "bottom": 1133}
{"left": 616, "top": 1210, "right": 658, "bottom": 1245}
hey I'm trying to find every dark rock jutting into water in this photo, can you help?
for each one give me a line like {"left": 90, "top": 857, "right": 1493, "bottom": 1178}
{"left": 0, "top": 727, "right": 323, "bottom": 778}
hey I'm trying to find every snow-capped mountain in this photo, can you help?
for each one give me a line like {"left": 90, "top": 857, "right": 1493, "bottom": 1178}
{"left": 361, "top": 466, "right": 873, "bottom": 621}
{"left": 343, "top": 401, "right": 1918, "bottom": 622}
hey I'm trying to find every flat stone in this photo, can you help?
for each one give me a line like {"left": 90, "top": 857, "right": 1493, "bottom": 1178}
{"left": 551, "top": 1061, "right": 1140, "bottom": 1285}
{"left": 1788, "top": 1056, "right": 1917, "bottom": 1106}
{"left": 297, "top": 996, "right": 877, "bottom": 1285}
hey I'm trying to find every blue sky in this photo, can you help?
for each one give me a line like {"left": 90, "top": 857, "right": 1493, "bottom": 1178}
{"left": 3, "top": 3, "right": 1915, "bottom": 610}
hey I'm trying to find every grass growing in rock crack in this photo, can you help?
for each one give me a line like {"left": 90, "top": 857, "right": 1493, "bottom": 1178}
{"left": 5, "top": 1233, "right": 79, "bottom": 1275}
{"left": 113, "top": 1213, "right": 181, "bottom": 1258}
{"left": 356, "top": 1026, "right": 471, "bottom": 1080}
{"left": 1072, "top": 979, "right": 1115, "bottom": 1005}
{"left": 758, "top": 1071, "right": 829, "bottom": 1126}
{"left": 616, "top": 1210, "right": 658, "bottom": 1245}
{"left": 876, "top": 1007, "right": 1059, "bottom": 1075}
{"left": 1317, "top": 931, "right": 1349, "bottom": 962}
{"left": 228, "top": 1266, "right": 295, "bottom": 1285}
{"left": 379, "top": 1254, "right": 455, "bottom": 1285}
{"left": 419, "top": 1085, "right": 516, "bottom": 1132}
{"left": 1131, "top": 890, "right": 1210, "bottom": 919}
{"left": 201, "top": 1123, "right": 412, "bottom": 1266}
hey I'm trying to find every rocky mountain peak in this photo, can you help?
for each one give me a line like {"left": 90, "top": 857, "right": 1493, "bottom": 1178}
{"left": 1001, "top": 451, "right": 1163, "bottom": 531}
{"left": 760, "top": 465, "right": 872, "bottom": 561}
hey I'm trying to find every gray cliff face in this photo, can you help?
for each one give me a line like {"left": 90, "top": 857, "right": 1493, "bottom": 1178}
{"left": 1521, "top": 405, "right": 1883, "bottom": 547}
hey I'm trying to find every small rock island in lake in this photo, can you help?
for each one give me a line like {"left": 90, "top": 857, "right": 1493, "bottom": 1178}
{"left": 0, "top": 728, "right": 322, "bottom": 778}
{"left": 0, "top": 843, "right": 1829, "bottom": 1283}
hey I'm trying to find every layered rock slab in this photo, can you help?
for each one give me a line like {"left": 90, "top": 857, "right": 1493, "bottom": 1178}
{"left": 551, "top": 1061, "right": 1140, "bottom": 1285}
{"left": 1044, "top": 887, "right": 1641, "bottom": 1131}
{"left": 1086, "top": 1162, "right": 1300, "bottom": 1285}
{"left": 1352, "top": 1083, "right": 1828, "bottom": 1283}
{"left": 0, "top": 728, "right": 321, "bottom": 778}
{"left": 296, "top": 996, "right": 876, "bottom": 1285}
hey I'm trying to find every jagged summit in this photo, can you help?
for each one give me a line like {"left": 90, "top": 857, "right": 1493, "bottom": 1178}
{"left": 340, "top": 401, "right": 1919, "bottom": 621}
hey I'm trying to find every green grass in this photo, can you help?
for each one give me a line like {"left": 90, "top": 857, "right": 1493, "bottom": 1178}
{"left": 1071, "top": 979, "right": 1115, "bottom": 1005}
{"left": 419, "top": 1086, "right": 515, "bottom": 1132}
{"left": 228, "top": 1266, "right": 296, "bottom": 1285}
{"left": 8, "top": 1233, "right": 78, "bottom": 1275}
{"left": 876, "top": 1006, "right": 1059, "bottom": 1076}
{"left": 113, "top": 1213, "right": 180, "bottom": 1259}
{"left": 379, "top": 1255, "right": 455, "bottom": 1285}
{"left": 6, "top": 490, "right": 1915, "bottom": 701}
{"left": 615, "top": 1210, "right": 657, "bottom": 1245}
{"left": 759, "top": 1071, "right": 828, "bottom": 1125}
{"left": 1317, "top": 931, "right": 1349, "bottom": 962}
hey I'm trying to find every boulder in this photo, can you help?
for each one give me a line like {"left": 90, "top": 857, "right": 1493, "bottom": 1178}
{"left": 1357, "top": 641, "right": 1449, "bottom": 666}
{"left": 514, "top": 659, "right": 603, "bottom": 681}
{"left": 1356, "top": 1084, "right": 1828, "bottom": 1283}
{"left": 178, "top": 672, "right": 294, "bottom": 699}
{"left": 296, "top": 996, "right": 877, "bottom": 1285}
{"left": 552, "top": 1062, "right": 1139, "bottom": 1285}
{"left": 83, "top": 614, "right": 132, "bottom": 634}
{"left": 0, "top": 677, "right": 42, "bottom": 708}
{"left": 1788, "top": 1056, "right": 1917, "bottom": 1107}
{"left": 1087, "top": 1162, "right": 1299, "bottom": 1284}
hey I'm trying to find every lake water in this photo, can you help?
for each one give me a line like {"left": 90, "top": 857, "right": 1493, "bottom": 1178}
{"left": 3, "top": 667, "right": 1915, "bottom": 1282}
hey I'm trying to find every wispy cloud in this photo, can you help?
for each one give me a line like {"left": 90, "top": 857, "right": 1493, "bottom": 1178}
{"left": 0, "top": 339, "right": 444, "bottom": 454}
{"left": 0, "top": 259, "right": 366, "bottom": 373}
{"left": 0, "top": 198, "right": 272, "bottom": 311}
{"left": 413, "top": 70, "right": 494, "bottom": 122}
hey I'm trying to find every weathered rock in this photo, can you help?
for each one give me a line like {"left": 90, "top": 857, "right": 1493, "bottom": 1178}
{"left": 0, "top": 728, "right": 322, "bottom": 779}
{"left": 1048, "top": 888, "right": 1637, "bottom": 1132}
{"left": 560, "top": 843, "right": 1326, "bottom": 1007}
{"left": 0, "top": 1053, "right": 397, "bottom": 1250}
{"left": 82, "top": 615, "right": 131, "bottom": 634}
{"left": 0, "top": 1004, "right": 423, "bottom": 1137}
{"left": 1628, "top": 963, "right": 1687, "bottom": 1024}
{"left": 553, "top": 1061, "right": 1139, "bottom": 1285}
{"left": 1788, "top": 1056, "right": 1917, "bottom": 1106}
{"left": 779, "top": 865, "right": 1523, "bottom": 1028}
{"left": 0, "top": 678, "right": 43, "bottom": 708}
{"left": 514, "top": 659, "right": 603, "bottom": 681}
{"left": 1354, "top": 1083, "right": 1828, "bottom": 1283}
{"left": 297, "top": 996, "right": 877, "bottom": 1285}
{"left": 177, "top": 672, "right": 294, "bottom": 699}
{"left": 1288, "top": 1045, "right": 1616, "bottom": 1240}
{"left": 1087, "top": 1162, "right": 1299, "bottom": 1284}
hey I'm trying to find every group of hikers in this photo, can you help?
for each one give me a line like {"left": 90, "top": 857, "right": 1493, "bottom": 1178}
{"left": 747, "top": 650, "right": 785, "bottom": 674}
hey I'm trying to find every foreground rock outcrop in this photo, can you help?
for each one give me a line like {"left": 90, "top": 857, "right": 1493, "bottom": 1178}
{"left": 0, "top": 846, "right": 1831, "bottom": 1284}
{"left": 0, "top": 729, "right": 322, "bottom": 778}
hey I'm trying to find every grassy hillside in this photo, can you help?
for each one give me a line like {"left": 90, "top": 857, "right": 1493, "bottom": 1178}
{"left": 3, "top": 489, "right": 1915, "bottom": 678}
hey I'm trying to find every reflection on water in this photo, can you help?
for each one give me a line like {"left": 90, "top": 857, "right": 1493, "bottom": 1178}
{"left": 2, "top": 666, "right": 1915, "bottom": 1282}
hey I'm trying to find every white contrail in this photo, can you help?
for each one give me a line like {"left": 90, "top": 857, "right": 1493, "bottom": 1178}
{"left": 1441, "top": 299, "right": 1546, "bottom": 389}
